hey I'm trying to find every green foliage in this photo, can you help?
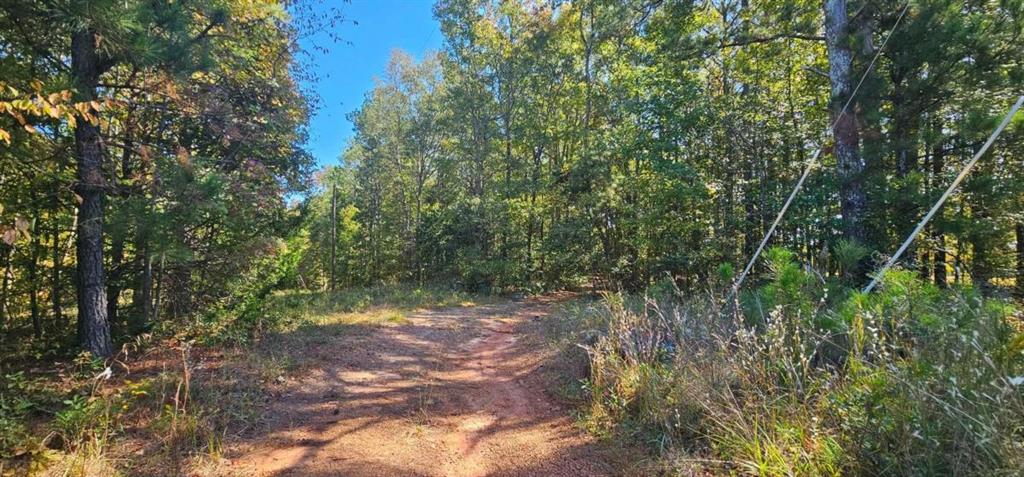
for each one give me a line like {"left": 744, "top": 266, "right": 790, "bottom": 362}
{"left": 296, "top": 0, "right": 1024, "bottom": 296}
{"left": 193, "top": 233, "right": 310, "bottom": 345}
{"left": 0, "top": 0, "right": 316, "bottom": 355}
{"left": 562, "top": 251, "right": 1024, "bottom": 475}
{"left": 0, "top": 373, "right": 42, "bottom": 459}
{"left": 258, "top": 283, "right": 486, "bottom": 329}
{"left": 53, "top": 394, "right": 112, "bottom": 450}
{"left": 832, "top": 239, "right": 870, "bottom": 279}
{"left": 1, "top": 0, "right": 1023, "bottom": 473}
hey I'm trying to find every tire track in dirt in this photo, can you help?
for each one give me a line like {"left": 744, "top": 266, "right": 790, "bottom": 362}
{"left": 218, "top": 295, "right": 621, "bottom": 477}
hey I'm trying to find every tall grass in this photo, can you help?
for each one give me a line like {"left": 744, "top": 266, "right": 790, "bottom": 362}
{"left": 569, "top": 248, "right": 1024, "bottom": 475}
{"left": 0, "top": 282, "right": 485, "bottom": 475}
{"left": 182, "top": 283, "right": 489, "bottom": 346}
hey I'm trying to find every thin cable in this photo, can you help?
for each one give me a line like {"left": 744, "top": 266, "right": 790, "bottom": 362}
{"left": 726, "top": 2, "right": 911, "bottom": 303}
{"left": 729, "top": 148, "right": 821, "bottom": 300}
{"left": 862, "top": 95, "right": 1024, "bottom": 293}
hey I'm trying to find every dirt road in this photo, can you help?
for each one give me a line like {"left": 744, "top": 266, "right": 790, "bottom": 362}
{"left": 221, "top": 295, "right": 623, "bottom": 477}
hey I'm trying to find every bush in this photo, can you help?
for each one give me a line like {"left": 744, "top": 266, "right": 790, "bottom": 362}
{"left": 569, "top": 249, "right": 1024, "bottom": 475}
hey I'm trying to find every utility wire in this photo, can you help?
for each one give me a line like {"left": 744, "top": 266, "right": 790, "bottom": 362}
{"left": 726, "top": 2, "right": 911, "bottom": 303}
{"left": 862, "top": 95, "right": 1024, "bottom": 293}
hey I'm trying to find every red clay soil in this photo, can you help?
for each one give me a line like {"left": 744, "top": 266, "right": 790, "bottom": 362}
{"left": 216, "top": 295, "right": 629, "bottom": 477}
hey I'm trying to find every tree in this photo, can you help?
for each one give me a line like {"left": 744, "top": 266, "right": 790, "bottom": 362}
{"left": 0, "top": 0, "right": 316, "bottom": 355}
{"left": 823, "top": 0, "right": 868, "bottom": 256}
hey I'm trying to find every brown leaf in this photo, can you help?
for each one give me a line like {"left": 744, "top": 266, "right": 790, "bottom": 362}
{"left": 176, "top": 146, "right": 192, "bottom": 168}
{"left": 15, "top": 216, "right": 29, "bottom": 232}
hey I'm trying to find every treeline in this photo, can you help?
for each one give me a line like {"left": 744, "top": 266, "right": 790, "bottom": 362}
{"left": 0, "top": 1, "right": 321, "bottom": 357}
{"left": 301, "top": 0, "right": 1024, "bottom": 294}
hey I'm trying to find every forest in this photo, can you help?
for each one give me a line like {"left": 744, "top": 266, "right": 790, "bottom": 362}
{"left": 309, "top": 0, "right": 1024, "bottom": 295}
{"left": 1, "top": 0, "right": 1023, "bottom": 475}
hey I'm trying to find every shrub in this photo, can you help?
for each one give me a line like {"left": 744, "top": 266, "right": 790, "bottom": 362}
{"left": 569, "top": 250, "right": 1024, "bottom": 475}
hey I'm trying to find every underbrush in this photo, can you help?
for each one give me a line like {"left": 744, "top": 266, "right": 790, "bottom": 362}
{"left": 558, "top": 248, "right": 1024, "bottom": 475}
{"left": 0, "top": 281, "right": 484, "bottom": 476}
{"left": 0, "top": 341, "right": 270, "bottom": 476}
{"left": 189, "top": 279, "right": 488, "bottom": 347}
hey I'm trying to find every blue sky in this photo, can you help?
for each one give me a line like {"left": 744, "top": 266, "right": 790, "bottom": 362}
{"left": 298, "top": 1, "right": 443, "bottom": 169}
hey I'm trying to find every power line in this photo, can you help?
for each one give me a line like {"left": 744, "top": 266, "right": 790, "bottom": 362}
{"left": 862, "top": 95, "right": 1024, "bottom": 293}
{"left": 726, "top": 2, "right": 911, "bottom": 303}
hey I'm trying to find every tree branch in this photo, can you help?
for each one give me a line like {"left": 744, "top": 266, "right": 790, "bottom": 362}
{"left": 722, "top": 33, "right": 824, "bottom": 48}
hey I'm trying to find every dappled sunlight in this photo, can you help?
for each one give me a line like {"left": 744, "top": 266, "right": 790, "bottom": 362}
{"left": 219, "top": 296, "right": 622, "bottom": 477}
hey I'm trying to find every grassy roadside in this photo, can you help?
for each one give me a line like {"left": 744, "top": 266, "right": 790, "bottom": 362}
{"left": 541, "top": 250, "right": 1024, "bottom": 476}
{"left": 0, "top": 284, "right": 490, "bottom": 476}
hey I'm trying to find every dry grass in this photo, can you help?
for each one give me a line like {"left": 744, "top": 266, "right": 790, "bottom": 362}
{"left": 551, "top": 252, "right": 1024, "bottom": 476}
{"left": 0, "top": 284, "right": 491, "bottom": 476}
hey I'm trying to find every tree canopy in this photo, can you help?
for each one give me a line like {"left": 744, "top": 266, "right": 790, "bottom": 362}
{"left": 303, "top": 0, "right": 1024, "bottom": 297}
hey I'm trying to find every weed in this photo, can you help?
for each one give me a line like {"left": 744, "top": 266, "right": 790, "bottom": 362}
{"left": 562, "top": 248, "right": 1024, "bottom": 476}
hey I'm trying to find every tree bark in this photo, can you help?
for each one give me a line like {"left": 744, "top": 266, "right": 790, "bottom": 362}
{"left": 154, "top": 253, "right": 164, "bottom": 322}
{"left": 107, "top": 111, "right": 134, "bottom": 332}
{"left": 931, "top": 138, "right": 947, "bottom": 287}
{"left": 72, "top": 29, "right": 112, "bottom": 357}
{"left": 1016, "top": 222, "right": 1024, "bottom": 297}
{"left": 50, "top": 193, "right": 61, "bottom": 327}
{"left": 0, "top": 244, "right": 11, "bottom": 328}
{"left": 824, "top": 0, "right": 869, "bottom": 278}
{"left": 330, "top": 184, "right": 337, "bottom": 292}
{"left": 970, "top": 199, "right": 992, "bottom": 294}
{"left": 51, "top": 179, "right": 63, "bottom": 326}
{"left": 135, "top": 240, "right": 152, "bottom": 330}
{"left": 893, "top": 95, "right": 919, "bottom": 264}
{"left": 29, "top": 204, "right": 41, "bottom": 338}
{"left": 169, "top": 265, "right": 192, "bottom": 320}
{"left": 106, "top": 235, "right": 124, "bottom": 330}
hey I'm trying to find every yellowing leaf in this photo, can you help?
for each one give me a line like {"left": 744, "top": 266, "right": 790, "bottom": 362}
{"left": 176, "top": 146, "right": 192, "bottom": 168}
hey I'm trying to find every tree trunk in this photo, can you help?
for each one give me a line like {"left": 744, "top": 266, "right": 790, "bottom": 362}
{"left": 933, "top": 229, "right": 946, "bottom": 287}
{"left": 106, "top": 236, "right": 124, "bottom": 331}
{"left": 330, "top": 184, "right": 337, "bottom": 292}
{"left": 154, "top": 253, "right": 164, "bottom": 322}
{"left": 526, "top": 145, "right": 543, "bottom": 282}
{"left": 824, "top": 0, "right": 868, "bottom": 254}
{"left": 107, "top": 113, "right": 134, "bottom": 333}
{"left": 135, "top": 241, "right": 152, "bottom": 331}
{"left": 1016, "top": 222, "right": 1024, "bottom": 297}
{"left": 931, "top": 138, "right": 947, "bottom": 287}
{"left": 894, "top": 112, "right": 918, "bottom": 264}
{"left": 30, "top": 205, "right": 41, "bottom": 338}
{"left": 0, "top": 244, "right": 11, "bottom": 328}
{"left": 169, "top": 265, "right": 192, "bottom": 320}
{"left": 970, "top": 198, "right": 992, "bottom": 294}
{"left": 72, "top": 29, "right": 112, "bottom": 357}
{"left": 971, "top": 238, "right": 991, "bottom": 294}
{"left": 51, "top": 181, "right": 63, "bottom": 327}
{"left": 953, "top": 235, "right": 962, "bottom": 284}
